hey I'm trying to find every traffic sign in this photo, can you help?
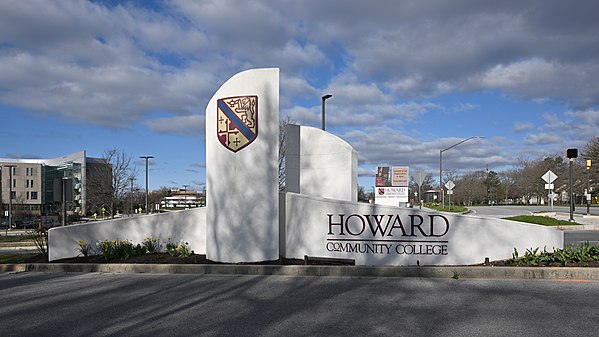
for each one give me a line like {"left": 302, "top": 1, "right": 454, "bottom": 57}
{"left": 542, "top": 170, "right": 557, "bottom": 184}
{"left": 445, "top": 180, "right": 455, "bottom": 190}
{"left": 413, "top": 172, "right": 427, "bottom": 186}
{"left": 447, "top": 190, "right": 454, "bottom": 195}
{"left": 544, "top": 183, "right": 554, "bottom": 190}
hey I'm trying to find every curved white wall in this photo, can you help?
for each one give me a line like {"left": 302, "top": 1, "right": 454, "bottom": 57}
{"left": 48, "top": 208, "right": 206, "bottom": 261}
{"left": 285, "top": 124, "right": 358, "bottom": 202}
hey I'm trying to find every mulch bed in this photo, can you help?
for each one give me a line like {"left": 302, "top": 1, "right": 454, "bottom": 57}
{"left": 28, "top": 253, "right": 305, "bottom": 265}
{"left": 6, "top": 253, "right": 599, "bottom": 267}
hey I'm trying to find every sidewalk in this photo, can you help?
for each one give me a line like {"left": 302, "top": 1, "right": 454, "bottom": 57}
{"left": 535, "top": 211, "right": 599, "bottom": 230}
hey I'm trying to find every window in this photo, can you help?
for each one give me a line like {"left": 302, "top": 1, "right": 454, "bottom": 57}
{"left": 31, "top": 180, "right": 34, "bottom": 188}
{"left": 13, "top": 179, "right": 16, "bottom": 188}
{"left": 26, "top": 191, "right": 30, "bottom": 200}
{"left": 27, "top": 180, "right": 30, "bottom": 188}
{"left": 31, "top": 192, "right": 38, "bottom": 200}
{"left": 10, "top": 191, "right": 15, "bottom": 199}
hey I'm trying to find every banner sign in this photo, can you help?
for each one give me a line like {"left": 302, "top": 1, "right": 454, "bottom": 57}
{"left": 375, "top": 166, "right": 409, "bottom": 205}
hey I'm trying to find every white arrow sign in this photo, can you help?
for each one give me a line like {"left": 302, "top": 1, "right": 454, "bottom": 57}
{"left": 445, "top": 180, "right": 455, "bottom": 190}
{"left": 542, "top": 170, "right": 557, "bottom": 184}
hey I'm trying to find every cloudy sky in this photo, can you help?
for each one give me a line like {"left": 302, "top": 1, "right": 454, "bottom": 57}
{"left": 1, "top": 0, "right": 598, "bottom": 190}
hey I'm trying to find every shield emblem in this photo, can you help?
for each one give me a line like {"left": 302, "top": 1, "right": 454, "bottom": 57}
{"left": 217, "top": 96, "right": 258, "bottom": 152}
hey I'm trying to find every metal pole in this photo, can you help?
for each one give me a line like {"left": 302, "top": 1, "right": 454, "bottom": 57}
{"left": 140, "top": 156, "right": 153, "bottom": 215}
{"left": 321, "top": 94, "right": 332, "bottom": 131}
{"left": 61, "top": 178, "right": 66, "bottom": 226}
{"left": 569, "top": 158, "right": 574, "bottom": 222}
{"left": 587, "top": 160, "right": 591, "bottom": 215}
{"left": 439, "top": 150, "right": 443, "bottom": 208}
{"left": 6, "top": 165, "right": 16, "bottom": 230}
{"left": 129, "top": 177, "right": 134, "bottom": 217}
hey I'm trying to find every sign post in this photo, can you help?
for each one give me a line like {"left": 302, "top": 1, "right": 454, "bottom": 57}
{"left": 413, "top": 172, "right": 427, "bottom": 209}
{"left": 542, "top": 170, "right": 558, "bottom": 211}
{"left": 445, "top": 180, "right": 455, "bottom": 211}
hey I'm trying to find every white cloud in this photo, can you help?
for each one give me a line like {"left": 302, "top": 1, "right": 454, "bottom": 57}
{"left": 145, "top": 114, "right": 205, "bottom": 137}
{"left": 513, "top": 122, "right": 534, "bottom": 133}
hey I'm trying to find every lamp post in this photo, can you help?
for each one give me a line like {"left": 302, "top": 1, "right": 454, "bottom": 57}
{"left": 140, "top": 156, "right": 153, "bottom": 215}
{"left": 439, "top": 136, "right": 484, "bottom": 208}
{"left": 5, "top": 165, "right": 16, "bottom": 230}
{"left": 586, "top": 159, "right": 591, "bottom": 215}
{"left": 321, "top": 94, "right": 332, "bottom": 130}
{"left": 129, "top": 176, "right": 135, "bottom": 217}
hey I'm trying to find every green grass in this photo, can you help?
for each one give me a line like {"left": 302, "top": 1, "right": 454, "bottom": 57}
{"left": 503, "top": 215, "right": 582, "bottom": 226}
{"left": 424, "top": 203, "right": 468, "bottom": 213}
{"left": 0, "top": 235, "right": 36, "bottom": 243}
{"left": 0, "top": 253, "right": 39, "bottom": 263}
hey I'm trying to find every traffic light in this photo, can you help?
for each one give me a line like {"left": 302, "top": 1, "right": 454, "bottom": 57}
{"left": 587, "top": 159, "right": 592, "bottom": 169}
{"left": 566, "top": 148, "right": 578, "bottom": 159}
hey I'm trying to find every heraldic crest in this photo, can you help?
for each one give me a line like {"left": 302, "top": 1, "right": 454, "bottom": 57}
{"left": 217, "top": 96, "right": 258, "bottom": 152}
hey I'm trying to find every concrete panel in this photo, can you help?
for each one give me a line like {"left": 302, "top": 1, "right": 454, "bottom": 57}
{"left": 206, "top": 68, "right": 279, "bottom": 262}
{"left": 285, "top": 125, "right": 358, "bottom": 202}
{"left": 283, "top": 192, "right": 563, "bottom": 266}
{"left": 48, "top": 208, "right": 206, "bottom": 261}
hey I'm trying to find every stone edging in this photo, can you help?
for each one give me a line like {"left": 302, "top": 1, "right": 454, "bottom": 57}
{"left": 2, "top": 263, "right": 599, "bottom": 280}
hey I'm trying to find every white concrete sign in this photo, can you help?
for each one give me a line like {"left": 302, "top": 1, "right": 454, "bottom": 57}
{"left": 282, "top": 193, "right": 563, "bottom": 266}
{"left": 206, "top": 68, "right": 280, "bottom": 263}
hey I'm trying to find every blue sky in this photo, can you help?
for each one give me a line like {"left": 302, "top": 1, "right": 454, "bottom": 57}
{"left": 1, "top": 0, "right": 598, "bottom": 191}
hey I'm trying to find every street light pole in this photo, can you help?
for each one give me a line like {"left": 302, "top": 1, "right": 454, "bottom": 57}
{"left": 5, "top": 165, "right": 16, "bottom": 230}
{"left": 129, "top": 176, "right": 135, "bottom": 217}
{"left": 140, "top": 156, "right": 153, "bottom": 215}
{"left": 321, "top": 94, "right": 332, "bottom": 130}
{"left": 439, "top": 136, "right": 484, "bottom": 208}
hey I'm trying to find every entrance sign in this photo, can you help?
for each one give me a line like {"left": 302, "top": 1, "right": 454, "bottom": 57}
{"left": 206, "top": 68, "right": 279, "bottom": 263}
{"left": 46, "top": 67, "right": 566, "bottom": 266}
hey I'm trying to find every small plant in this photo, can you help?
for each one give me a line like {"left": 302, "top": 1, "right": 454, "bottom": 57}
{"left": 166, "top": 239, "right": 177, "bottom": 256}
{"left": 508, "top": 242, "right": 599, "bottom": 266}
{"left": 177, "top": 241, "right": 191, "bottom": 257}
{"left": 97, "top": 240, "right": 114, "bottom": 260}
{"left": 142, "top": 237, "right": 161, "bottom": 254}
{"left": 31, "top": 227, "right": 48, "bottom": 257}
{"left": 452, "top": 271, "right": 460, "bottom": 280}
{"left": 76, "top": 239, "right": 93, "bottom": 257}
{"left": 114, "top": 240, "right": 135, "bottom": 260}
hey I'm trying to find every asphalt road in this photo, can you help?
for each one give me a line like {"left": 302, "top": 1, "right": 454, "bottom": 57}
{"left": 1, "top": 272, "right": 598, "bottom": 337}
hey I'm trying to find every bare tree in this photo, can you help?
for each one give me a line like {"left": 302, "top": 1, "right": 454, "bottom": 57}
{"left": 87, "top": 148, "right": 138, "bottom": 217}
{"left": 279, "top": 116, "right": 295, "bottom": 190}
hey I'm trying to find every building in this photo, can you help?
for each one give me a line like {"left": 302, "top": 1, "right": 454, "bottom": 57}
{"left": 159, "top": 188, "right": 205, "bottom": 210}
{"left": 1, "top": 151, "right": 111, "bottom": 224}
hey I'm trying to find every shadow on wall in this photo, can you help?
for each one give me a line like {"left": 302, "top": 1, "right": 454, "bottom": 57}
{"left": 47, "top": 208, "right": 206, "bottom": 261}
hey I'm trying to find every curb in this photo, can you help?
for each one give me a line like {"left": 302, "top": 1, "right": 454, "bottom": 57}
{"left": 2, "top": 263, "right": 599, "bottom": 280}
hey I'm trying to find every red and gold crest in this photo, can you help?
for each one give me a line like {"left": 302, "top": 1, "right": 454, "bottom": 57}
{"left": 217, "top": 96, "right": 258, "bottom": 152}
